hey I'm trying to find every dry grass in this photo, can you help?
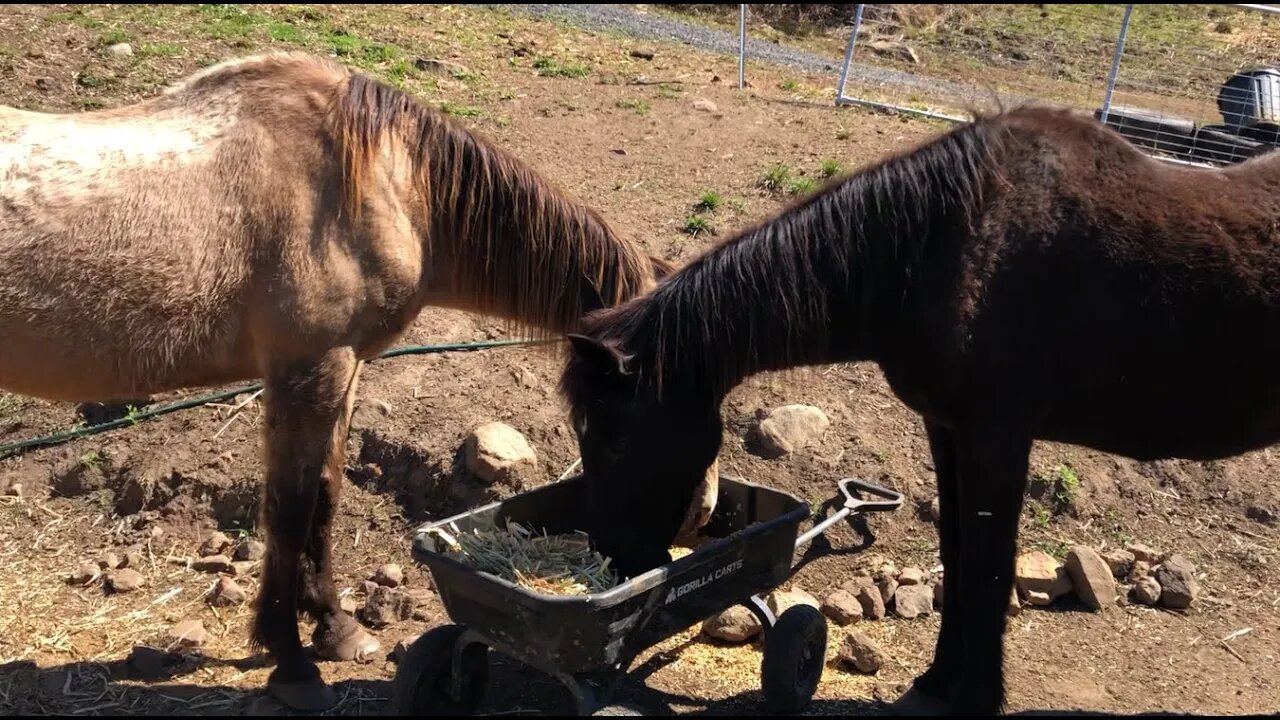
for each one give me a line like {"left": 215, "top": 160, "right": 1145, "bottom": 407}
{"left": 432, "top": 522, "right": 621, "bottom": 596}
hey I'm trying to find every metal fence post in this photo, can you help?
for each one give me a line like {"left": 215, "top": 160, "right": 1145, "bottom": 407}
{"left": 738, "top": 4, "right": 747, "bottom": 89}
{"left": 1100, "top": 4, "right": 1135, "bottom": 125}
{"left": 835, "top": 4, "right": 866, "bottom": 103}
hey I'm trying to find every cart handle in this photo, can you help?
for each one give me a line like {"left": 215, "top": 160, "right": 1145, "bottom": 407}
{"left": 794, "top": 477, "right": 904, "bottom": 549}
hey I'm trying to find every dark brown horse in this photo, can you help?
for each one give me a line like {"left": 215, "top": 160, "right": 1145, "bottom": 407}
{"left": 0, "top": 52, "right": 702, "bottom": 710}
{"left": 559, "top": 104, "right": 1280, "bottom": 715}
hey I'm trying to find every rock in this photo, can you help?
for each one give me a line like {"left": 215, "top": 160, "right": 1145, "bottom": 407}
{"left": 107, "top": 42, "right": 133, "bottom": 57}
{"left": 34, "top": 77, "right": 51, "bottom": 92}
{"left": 822, "top": 590, "right": 863, "bottom": 626}
{"left": 414, "top": 58, "right": 471, "bottom": 77}
{"left": 107, "top": 569, "right": 144, "bottom": 593}
{"left": 838, "top": 630, "right": 885, "bottom": 674}
{"left": 894, "top": 584, "right": 934, "bottom": 619}
{"left": 898, "top": 567, "right": 925, "bottom": 586}
{"left": 5, "top": 482, "right": 21, "bottom": 497}
{"left": 629, "top": 49, "right": 655, "bottom": 60}
{"left": 341, "top": 595, "right": 359, "bottom": 614}
{"left": 371, "top": 564, "right": 404, "bottom": 588}
{"left": 127, "top": 645, "right": 184, "bottom": 679}
{"left": 853, "top": 584, "right": 886, "bottom": 621}
{"left": 1102, "top": 549, "right": 1136, "bottom": 578}
{"left": 693, "top": 98, "right": 718, "bottom": 113}
{"left": 464, "top": 422, "right": 537, "bottom": 487}
{"left": 1008, "top": 586, "right": 1022, "bottom": 617}
{"left": 100, "top": 553, "right": 123, "bottom": 570}
{"left": 209, "top": 577, "right": 246, "bottom": 607}
{"left": 877, "top": 577, "right": 898, "bottom": 606}
{"left": 1015, "top": 550, "right": 1072, "bottom": 603}
{"left": 1131, "top": 576, "right": 1162, "bottom": 606}
{"left": 926, "top": 496, "right": 941, "bottom": 523}
{"left": 193, "top": 555, "right": 233, "bottom": 574}
{"left": 766, "top": 587, "right": 820, "bottom": 617}
{"left": 167, "top": 619, "right": 207, "bottom": 649}
{"left": 875, "top": 562, "right": 898, "bottom": 582}
{"left": 68, "top": 562, "right": 100, "bottom": 586}
{"left": 702, "top": 605, "right": 761, "bottom": 643}
{"left": 1154, "top": 554, "right": 1198, "bottom": 609}
{"left": 753, "top": 405, "right": 830, "bottom": 458}
{"left": 1023, "top": 589, "right": 1052, "bottom": 606}
{"left": 231, "top": 561, "right": 257, "bottom": 578}
{"left": 234, "top": 540, "right": 265, "bottom": 562}
{"left": 1129, "top": 560, "right": 1151, "bottom": 581}
{"left": 359, "top": 586, "right": 416, "bottom": 628}
{"left": 1126, "top": 543, "right": 1160, "bottom": 564}
{"left": 199, "top": 532, "right": 232, "bottom": 557}
{"left": 124, "top": 550, "right": 144, "bottom": 569}
{"left": 1066, "top": 546, "right": 1116, "bottom": 611}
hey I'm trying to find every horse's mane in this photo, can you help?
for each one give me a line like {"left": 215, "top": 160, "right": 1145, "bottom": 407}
{"left": 324, "top": 61, "right": 660, "bottom": 337}
{"left": 567, "top": 107, "right": 1022, "bottom": 400}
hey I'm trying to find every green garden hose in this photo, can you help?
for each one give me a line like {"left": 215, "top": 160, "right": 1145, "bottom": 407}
{"left": 0, "top": 337, "right": 559, "bottom": 460}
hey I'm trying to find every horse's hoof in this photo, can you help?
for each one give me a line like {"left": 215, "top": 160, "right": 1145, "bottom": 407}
{"left": 889, "top": 687, "right": 951, "bottom": 716}
{"left": 314, "top": 626, "right": 381, "bottom": 663}
{"left": 267, "top": 677, "right": 338, "bottom": 712}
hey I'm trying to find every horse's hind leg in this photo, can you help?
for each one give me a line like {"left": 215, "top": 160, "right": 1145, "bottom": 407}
{"left": 893, "top": 420, "right": 962, "bottom": 715}
{"left": 252, "top": 348, "right": 362, "bottom": 711}
{"left": 301, "top": 357, "right": 380, "bottom": 662}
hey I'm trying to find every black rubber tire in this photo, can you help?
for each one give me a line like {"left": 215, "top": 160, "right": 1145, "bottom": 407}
{"left": 760, "top": 605, "right": 827, "bottom": 714}
{"left": 393, "top": 624, "right": 490, "bottom": 716}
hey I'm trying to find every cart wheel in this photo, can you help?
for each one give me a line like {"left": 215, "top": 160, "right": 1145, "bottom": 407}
{"left": 393, "top": 624, "right": 489, "bottom": 716}
{"left": 760, "top": 605, "right": 827, "bottom": 714}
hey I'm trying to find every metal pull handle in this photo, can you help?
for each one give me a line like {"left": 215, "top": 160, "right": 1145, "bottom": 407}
{"left": 838, "top": 477, "right": 905, "bottom": 514}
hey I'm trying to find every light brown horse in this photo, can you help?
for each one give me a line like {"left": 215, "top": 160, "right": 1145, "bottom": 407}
{"left": 0, "top": 51, "right": 715, "bottom": 709}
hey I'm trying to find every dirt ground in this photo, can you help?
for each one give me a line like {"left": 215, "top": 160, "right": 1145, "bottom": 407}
{"left": 0, "top": 3, "right": 1276, "bottom": 716}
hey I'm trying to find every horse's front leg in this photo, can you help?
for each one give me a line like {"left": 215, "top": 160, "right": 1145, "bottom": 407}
{"left": 301, "top": 357, "right": 380, "bottom": 663}
{"left": 892, "top": 420, "right": 963, "bottom": 716}
{"left": 949, "top": 422, "right": 1031, "bottom": 716}
{"left": 252, "top": 348, "right": 369, "bottom": 711}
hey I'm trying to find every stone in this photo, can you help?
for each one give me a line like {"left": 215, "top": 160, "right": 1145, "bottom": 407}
{"left": 693, "top": 98, "right": 718, "bottom": 113}
{"left": 1102, "top": 549, "right": 1136, "bottom": 579}
{"left": 107, "top": 569, "right": 144, "bottom": 593}
{"left": 1007, "top": 586, "right": 1022, "bottom": 617}
{"left": 853, "top": 584, "right": 885, "bottom": 620}
{"left": 124, "top": 550, "right": 144, "bottom": 569}
{"left": 926, "top": 496, "right": 941, "bottom": 523}
{"left": 371, "top": 564, "right": 404, "bottom": 588}
{"left": 100, "top": 553, "right": 122, "bottom": 570}
{"left": 167, "top": 619, "right": 207, "bottom": 649}
{"left": 414, "top": 57, "right": 472, "bottom": 77}
{"left": 702, "top": 605, "right": 761, "bottom": 643}
{"left": 898, "top": 567, "right": 925, "bottom": 586}
{"left": 193, "top": 555, "right": 233, "bottom": 574}
{"left": 199, "top": 532, "right": 232, "bottom": 557}
{"left": 1015, "top": 550, "right": 1072, "bottom": 603}
{"left": 1154, "top": 554, "right": 1198, "bottom": 609}
{"left": 1066, "top": 546, "right": 1117, "bottom": 611}
{"left": 359, "top": 586, "right": 416, "bottom": 628}
{"left": 234, "top": 539, "right": 265, "bottom": 562}
{"left": 107, "top": 42, "right": 133, "bottom": 57}
{"left": 464, "top": 422, "right": 537, "bottom": 486}
{"left": 1129, "top": 560, "right": 1151, "bottom": 581}
{"left": 1125, "top": 543, "right": 1160, "bottom": 564}
{"left": 822, "top": 590, "right": 863, "bottom": 626}
{"left": 341, "top": 596, "right": 359, "bottom": 614}
{"left": 208, "top": 577, "right": 246, "bottom": 607}
{"left": 629, "top": 49, "right": 655, "bottom": 60}
{"left": 1131, "top": 576, "right": 1162, "bottom": 606}
{"left": 754, "top": 405, "right": 830, "bottom": 458}
{"left": 894, "top": 584, "right": 934, "bottom": 619}
{"left": 68, "top": 562, "right": 100, "bottom": 586}
{"left": 838, "top": 630, "right": 884, "bottom": 674}
{"left": 1024, "top": 589, "right": 1052, "bottom": 606}
{"left": 766, "top": 587, "right": 820, "bottom": 617}
{"left": 877, "top": 577, "right": 899, "bottom": 606}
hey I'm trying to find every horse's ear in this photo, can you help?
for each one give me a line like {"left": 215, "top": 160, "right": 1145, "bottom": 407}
{"left": 567, "top": 334, "right": 630, "bottom": 377}
{"left": 649, "top": 255, "right": 677, "bottom": 281}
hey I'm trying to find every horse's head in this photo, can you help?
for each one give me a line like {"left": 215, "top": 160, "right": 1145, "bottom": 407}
{"left": 562, "top": 332, "right": 722, "bottom": 579}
